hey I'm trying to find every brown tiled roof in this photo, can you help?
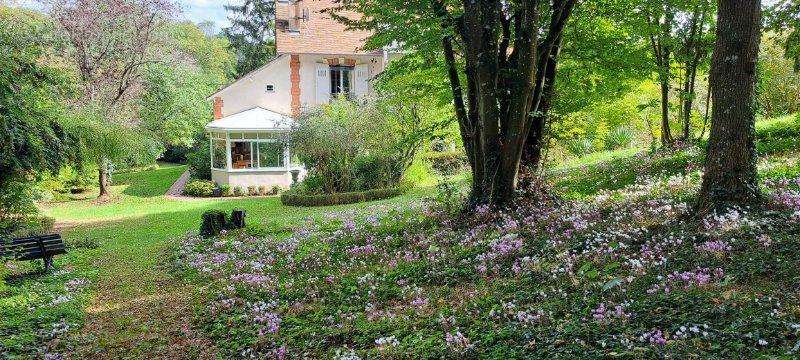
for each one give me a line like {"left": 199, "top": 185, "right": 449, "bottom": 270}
{"left": 275, "top": 0, "right": 377, "bottom": 55}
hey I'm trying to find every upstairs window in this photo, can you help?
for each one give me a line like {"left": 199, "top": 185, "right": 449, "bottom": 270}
{"left": 330, "top": 65, "right": 352, "bottom": 97}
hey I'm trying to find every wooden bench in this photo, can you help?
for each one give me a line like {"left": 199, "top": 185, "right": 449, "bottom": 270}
{"left": 0, "top": 234, "right": 66, "bottom": 271}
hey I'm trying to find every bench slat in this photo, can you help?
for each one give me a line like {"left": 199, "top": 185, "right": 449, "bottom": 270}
{"left": 0, "top": 234, "right": 66, "bottom": 262}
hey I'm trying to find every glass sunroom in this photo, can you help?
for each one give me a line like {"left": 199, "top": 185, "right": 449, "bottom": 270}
{"left": 205, "top": 107, "right": 304, "bottom": 189}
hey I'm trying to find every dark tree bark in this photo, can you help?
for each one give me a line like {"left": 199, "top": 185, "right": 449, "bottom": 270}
{"left": 522, "top": 34, "right": 564, "bottom": 171}
{"left": 435, "top": 0, "right": 576, "bottom": 206}
{"left": 697, "top": 0, "right": 762, "bottom": 212}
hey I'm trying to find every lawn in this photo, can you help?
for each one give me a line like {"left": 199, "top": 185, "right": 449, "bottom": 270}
{"left": 2, "top": 164, "right": 427, "bottom": 358}
{"left": 3, "top": 115, "right": 800, "bottom": 358}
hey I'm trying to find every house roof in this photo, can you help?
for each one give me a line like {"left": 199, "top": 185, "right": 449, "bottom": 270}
{"left": 205, "top": 107, "right": 295, "bottom": 132}
{"left": 275, "top": 0, "right": 377, "bottom": 55}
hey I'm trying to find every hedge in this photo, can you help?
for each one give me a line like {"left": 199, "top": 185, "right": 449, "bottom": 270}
{"left": 280, "top": 187, "right": 404, "bottom": 207}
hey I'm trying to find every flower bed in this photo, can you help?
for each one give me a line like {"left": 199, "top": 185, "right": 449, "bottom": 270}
{"left": 172, "top": 176, "right": 800, "bottom": 358}
{"left": 279, "top": 187, "right": 404, "bottom": 207}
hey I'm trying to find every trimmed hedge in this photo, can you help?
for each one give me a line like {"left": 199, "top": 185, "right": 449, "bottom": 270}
{"left": 280, "top": 187, "right": 404, "bottom": 207}
{"left": 425, "top": 151, "right": 468, "bottom": 176}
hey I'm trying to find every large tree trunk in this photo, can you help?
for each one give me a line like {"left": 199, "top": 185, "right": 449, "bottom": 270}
{"left": 697, "top": 0, "right": 762, "bottom": 212}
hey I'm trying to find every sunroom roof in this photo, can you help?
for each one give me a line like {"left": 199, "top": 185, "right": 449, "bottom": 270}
{"left": 205, "top": 107, "right": 294, "bottom": 132}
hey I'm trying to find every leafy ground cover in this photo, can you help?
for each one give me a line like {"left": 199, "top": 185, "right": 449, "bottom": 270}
{"left": 172, "top": 153, "right": 800, "bottom": 358}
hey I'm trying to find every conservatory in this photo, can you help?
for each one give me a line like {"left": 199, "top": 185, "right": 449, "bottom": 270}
{"left": 204, "top": 107, "right": 304, "bottom": 189}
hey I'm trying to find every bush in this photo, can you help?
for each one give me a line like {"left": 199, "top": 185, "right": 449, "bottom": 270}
{"left": 258, "top": 185, "right": 268, "bottom": 196}
{"left": 565, "top": 138, "right": 595, "bottom": 157}
{"left": 0, "top": 215, "right": 55, "bottom": 238}
{"left": 186, "top": 133, "right": 211, "bottom": 180}
{"left": 247, "top": 186, "right": 258, "bottom": 196}
{"left": 353, "top": 153, "right": 404, "bottom": 190}
{"left": 280, "top": 187, "right": 404, "bottom": 207}
{"left": 233, "top": 186, "right": 245, "bottom": 197}
{"left": 271, "top": 185, "right": 282, "bottom": 195}
{"left": 199, "top": 210, "right": 227, "bottom": 237}
{"left": 425, "top": 151, "right": 468, "bottom": 176}
{"left": 183, "top": 180, "right": 216, "bottom": 197}
{"left": 604, "top": 126, "right": 634, "bottom": 150}
{"left": 219, "top": 184, "right": 232, "bottom": 197}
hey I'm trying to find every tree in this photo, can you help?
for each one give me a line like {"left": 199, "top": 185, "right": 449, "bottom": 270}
{"left": 223, "top": 0, "right": 276, "bottom": 76}
{"left": 333, "top": 0, "right": 578, "bottom": 206}
{"left": 0, "top": 6, "right": 74, "bottom": 219}
{"left": 42, "top": 0, "right": 177, "bottom": 197}
{"left": 139, "top": 22, "right": 235, "bottom": 150}
{"left": 633, "top": 0, "right": 715, "bottom": 146}
{"left": 766, "top": 0, "right": 800, "bottom": 71}
{"left": 696, "top": 0, "right": 762, "bottom": 211}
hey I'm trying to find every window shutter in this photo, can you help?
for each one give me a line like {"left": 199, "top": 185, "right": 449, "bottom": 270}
{"left": 315, "top": 63, "right": 330, "bottom": 104}
{"left": 353, "top": 64, "right": 369, "bottom": 97}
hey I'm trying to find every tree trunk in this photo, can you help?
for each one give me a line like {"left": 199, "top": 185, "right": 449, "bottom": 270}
{"left": 659, "top": 63, "right": 673, "bottom": 146}
{"left": 98, "top": 164, "right": 109, "bottom": 197}
{"left": 697, "top": 0, "right": 762, "bottom": 212}
{"left": 523, "top": 35, "right": 563, "bottom": 172}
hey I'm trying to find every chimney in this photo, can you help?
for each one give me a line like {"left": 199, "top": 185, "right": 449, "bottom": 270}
{"left": 213, "top": 96, "right": 224, "bottom": 119}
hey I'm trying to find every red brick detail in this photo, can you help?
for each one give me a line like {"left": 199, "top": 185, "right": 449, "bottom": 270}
{"left": 343, "top": 58, "right": 356, "bottom": 67}
{"left": 213, "top": 97, "right": 224, "bottom": 120}
{"left": 326, "top": 57, "right": 340, "bottom": 66}
{"left": 275, "top": 0, "right": 377, "bottom": 55}
{"left": 290, "top": 54, "right": 301, "bottom": 117}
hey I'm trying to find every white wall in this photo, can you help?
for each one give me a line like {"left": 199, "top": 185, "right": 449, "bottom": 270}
{"left": 216, "top": 55, "right": 294, "bottom": 117}
{"left": 214, "top": 53, "right": 393, "bottom": 118}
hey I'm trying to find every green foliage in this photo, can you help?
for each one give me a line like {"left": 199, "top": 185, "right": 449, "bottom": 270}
{"left": 199, "top": 209, "right": 227, "bottom": 237}
{"left": 183, "top": 180, "right": 216, "bottom": 197}
{"left": 280, "top": 187, "right": 404, "bottom": 207}
{"left": 139, "top": 22, "right": 235, "bottom": 149}
{"left": 424, "top": 151, "right": 468, "bottom": 176}
{"left": 757, "top": 33, "right": 800, "bottom": 117}
{"left": 233, "top": 186, "right": 245, "bottom": 197}
{"left": 186, "top": 133, "right": 212, "bottom": 180}
{"left": 0, "top": 7, "right": 76, "bottom": 218}
{"left": 604, "top": 126, "right": 635, "bottom": 150}
{"left": 565, "top": 138, "right": 595, "bottom": 157}
{"left": 291, "top": 98, "right": 431, "bottom": 194}
{"left": 219, "top": 184, "right": 232, "bottom": 197}
{"left": 223, "top": 0, "right": 276, "bottom": 76}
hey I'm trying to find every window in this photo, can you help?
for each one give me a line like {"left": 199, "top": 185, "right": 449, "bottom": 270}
{"left": 212, "top": 140, "right": 227, "bottom": 169}
{"left": 265, "top": 84, "right": 275, "bottom": 92}
{"left": 231, "top": 141, "right": 254, "bottom": 169}
{"left": 330, "top": 65, "right": 352, "bottom": 97}
{"left": 257, "top": 142, "right": 285, "bottom": 168}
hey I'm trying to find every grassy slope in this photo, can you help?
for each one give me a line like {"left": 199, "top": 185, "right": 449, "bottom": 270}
{"left": 2, "top": 165, "right": 425, "bottom": 358}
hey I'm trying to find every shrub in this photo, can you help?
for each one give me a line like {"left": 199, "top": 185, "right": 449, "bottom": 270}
{"left": 247, "top": 186, "right": 258, "bottom": 196}
{"left": 186, "top": 133, "right": 211, "bottom": 180}
{"left": 271, "top": 185, "right": 282, "bottom": 195}
{"left": 199, "top": 210, "right": 227, "bottom": 237}
{"left": 604, "top": 126, "right": 634, "bottom": 150}
{"left": 233, "top": 186, "right": 245, "bottom": 197}
{"left": 425, "top": 151, "right": 468, "bottom": 176}
{"left": 183, "top": 180, "right": 216, "bottom": 197}
{"left": 353, "top": 153, "right": 404, "bottom": 190}
{"left": 258, "top": 185, "right": 268, "bottom": 196}
{"left": 219, "top": 184, "right": 232, "bottom": 197}
{"left": 0, "top": 215, "right": 55, "bottom": 238}
{"left": 565, "top": 138, "right": 595, "bottom": 157}
{"left": 280, "top": 187, "right": 404, "bottom": 207}
{"left": 290, "top": 97, "right": 429, "bottom": 194}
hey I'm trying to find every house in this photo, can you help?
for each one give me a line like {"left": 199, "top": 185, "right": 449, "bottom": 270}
{"left": 204, "top": 0, "right": 393, "bottom": 189}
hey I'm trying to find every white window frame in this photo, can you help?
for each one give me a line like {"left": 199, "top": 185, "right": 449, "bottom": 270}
{"left": 210, "top": 131, "right": 290, "bottom": 172}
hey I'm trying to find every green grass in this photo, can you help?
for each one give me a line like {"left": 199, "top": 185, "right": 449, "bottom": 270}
{"left": 553, "top": 147, "right": 642, "bottom": 170}
{"left": 1, "top": 164, "right": 428, "bottom": 357}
